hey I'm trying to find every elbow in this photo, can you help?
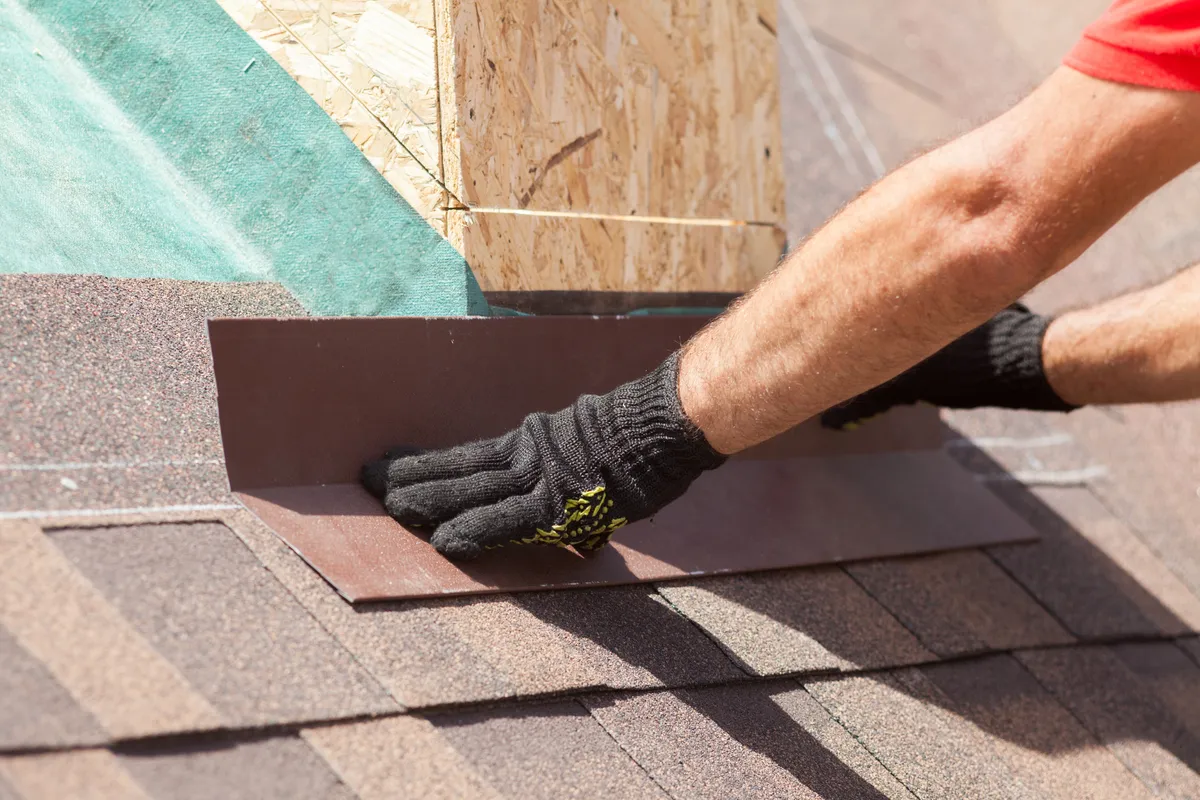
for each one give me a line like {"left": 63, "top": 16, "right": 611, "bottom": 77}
{"left": 927, "top": 135, "right": 1062, "bottom": 305}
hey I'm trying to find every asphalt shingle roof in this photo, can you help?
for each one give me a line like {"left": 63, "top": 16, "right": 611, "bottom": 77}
{"left": 4, "top": 0, "right": 1200, "bottom": 796}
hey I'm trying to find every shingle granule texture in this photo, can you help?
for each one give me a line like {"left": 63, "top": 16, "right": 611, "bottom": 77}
{"left": 50, "top": 522, "right": 398, "bottom": 725}
{"left": 432, "top": 702, "right": 668, "bottom": 800}
{"left": 656, "top": 568, "right": 932, "bottom": 675}
{"left": 0, "top": 626, "right": 106, "bottom": 749}
{"left": 0, "top": 275, "right": 303, "bottom": 512}
{"left": 584, "top": 682, "right": 914, "bottom": 799}
{"left": 845, "top": 551, "right": 1072, "bottom": 656}
{"left": 118, "top": 736, "right": 354, "bottom": 800}
{"left": 1016, "top": 645, "right": 1200, "bottom": 798}
{"left": 921, "top": 654, "right": 1155, "bottom": 799}
{"left": 987, "top": 482, "right": 1187, "bottom": 638}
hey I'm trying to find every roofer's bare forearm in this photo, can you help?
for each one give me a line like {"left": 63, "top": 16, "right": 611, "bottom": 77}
{"left": 679, "top": 67, "right": 1200, "bottom": 454}
{"left": 1043, "top": 260, "right": 1200, "bottom": 405}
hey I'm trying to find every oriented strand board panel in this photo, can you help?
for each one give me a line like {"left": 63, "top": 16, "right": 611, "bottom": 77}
{"left": 218, "top": 0, "right": 447, "bottom": 227}
{"left": 221, "top": 0, "right": 786, "bottom": 292}
{"left": 452, "top": 212, "right": 786, "bottom": 291}
{"left": 437, "top": 0, "right": 787, "bottom": 290}
{"left": 437, "top": 0, "right": 785, "bottom": 221}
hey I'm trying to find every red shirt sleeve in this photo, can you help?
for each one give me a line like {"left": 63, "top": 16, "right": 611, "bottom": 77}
{"left": 1064, "top": 0, "right": 1200, "bottom": 91}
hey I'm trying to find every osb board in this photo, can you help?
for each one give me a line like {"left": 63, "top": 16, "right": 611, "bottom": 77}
{"left": 437, "top": 0, "right": 785, "bottom": 222}
{"left": 217, "top": 0, "right": 447, "bottom": 227}
{"left": 451, "top": 212, "right": 786, "bottom": 291}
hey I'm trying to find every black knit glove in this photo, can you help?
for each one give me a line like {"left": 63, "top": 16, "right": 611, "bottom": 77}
{"left": 362, "top": 353, "right": 726, "bottom": 560}
{"left": 822, "top": 303, "right": 1078, "bottom": 430}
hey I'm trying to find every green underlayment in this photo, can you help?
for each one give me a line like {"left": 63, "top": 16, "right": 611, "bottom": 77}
{"left": 1, "top": 0, "right": 488, "bottom": 316}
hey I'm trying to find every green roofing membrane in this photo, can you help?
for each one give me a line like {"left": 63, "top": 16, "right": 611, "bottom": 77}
{"left": 2, "top": 0, "right": 487, "bottom": 316}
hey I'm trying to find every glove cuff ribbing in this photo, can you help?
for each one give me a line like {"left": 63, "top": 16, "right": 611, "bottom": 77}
{"left": 986, "top": 310, "right": 1078, "bottom": 412}
{"left": 599, "top": 352, "right": 727, "bottom": 490}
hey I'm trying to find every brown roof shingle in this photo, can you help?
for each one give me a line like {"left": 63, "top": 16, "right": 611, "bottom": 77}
{"left": 0, "top": 626, "right": 105, "bottom": 750}
{"left": 844, "top": 550, "right": 1073, "bottom": 657}
{"left": 6, "top": 0, "right": 1200, "bottom": 795}
{"left": 987, "top": 482, "right": 1199, "bottom": 639}
{"left": 583, "top": 682, "right": 915, "bottom": 799}
{"left": 48, "top": 522, "right": 398, "bottom": 727}
{"left": 1017, "top": 645, "right": 1200, "bottom": 798}
{"left": 117, "top": 737, "right": 355, "bottom": 800}
{"left": 226, "top": 508, "right": 743, "bottom": 708}
{"left": 921, "top": 654, "right": 1157, "bottom": 800}
{"left": 655, "top": 567, "right": 933, "bottom": 675}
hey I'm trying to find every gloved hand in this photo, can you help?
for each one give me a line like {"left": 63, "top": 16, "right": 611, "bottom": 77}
{"left": 362, "top": 353, "right": 726, "bottom": 560}
{"left": 822, "top": 303, "right": 1078, "bottom": 430}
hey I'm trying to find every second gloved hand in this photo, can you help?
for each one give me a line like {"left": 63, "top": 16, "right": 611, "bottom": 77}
{"left": 821, "top": 303, "right": 1078, "bottom": 430}
{"left": 362, "top": 353, "right": 726, "bottom": 561}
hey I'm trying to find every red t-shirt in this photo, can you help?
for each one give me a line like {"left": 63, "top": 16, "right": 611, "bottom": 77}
{"left": 1065, "top": 0, "right": 1200, "bottom": 91}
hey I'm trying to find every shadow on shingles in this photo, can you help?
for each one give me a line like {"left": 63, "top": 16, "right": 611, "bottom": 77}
{"left": 430, "top": 677, "right": 892, "bottom": 799}
{"left": 517, "top": 586, "right": 894, "bottom": 796}
{"left": 593, "top": 681, "right": 895, "bottom": 799}
{"left": 509, "top": 593, "right": 896, "bottom": 796}
{"left": 431, "top": 698, "right": 898, "bottom": 799}
{"left": 513, "top": 421, "right": 1200, "bottom": 795}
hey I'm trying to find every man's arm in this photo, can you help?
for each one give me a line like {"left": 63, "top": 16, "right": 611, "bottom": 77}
{"left": 681, "top": 66, "right": 1200, "bottom": 453}
{"left": 1044, "top": 261, "right": 1200, "bottom": 405}
{"left": 366, "top": 67, "right": 1200, "bottom": 560}
{"left": 819, "top": 302, "right": 1073, "bottom": 431}
{"left": 823, "top": 258, "right": 1200, "bottom": 429}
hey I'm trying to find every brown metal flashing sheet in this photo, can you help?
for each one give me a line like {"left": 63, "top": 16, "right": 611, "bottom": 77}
{"left": 235, "top": 451, "right": 1036, "bottom": 602}
{"left": 210, "top": 315, "right": 1030, "bottom": 602}
{"left": 208, "top": 315, "right": 947, "bottom": 491}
